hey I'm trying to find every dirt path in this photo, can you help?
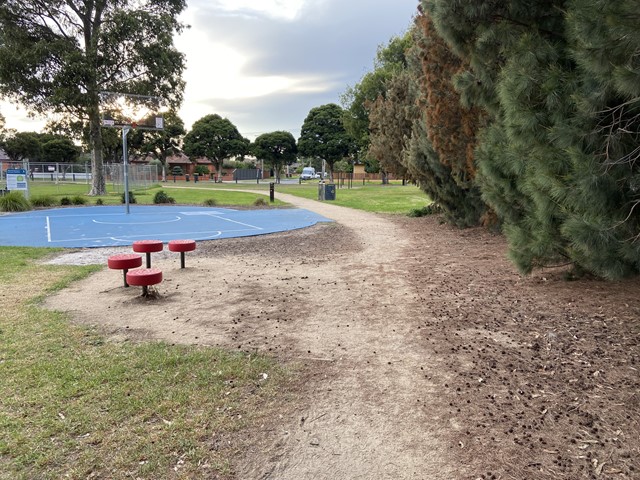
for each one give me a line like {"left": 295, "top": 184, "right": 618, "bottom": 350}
{"left": 44, "top": 192, "right": 640, "bottom": 479}
{"left": 45, "top": 194, "right": 454, "bottom": 479}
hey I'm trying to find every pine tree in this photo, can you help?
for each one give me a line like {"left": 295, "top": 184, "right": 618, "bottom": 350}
{"left": 426, "top": 0, "right": 640, "bottom": 278}
{"left": 404, "top": 7, "right": 486, "bottom": 227}
{"left": 367, "top": 70, "right": 414, "bottom": 182}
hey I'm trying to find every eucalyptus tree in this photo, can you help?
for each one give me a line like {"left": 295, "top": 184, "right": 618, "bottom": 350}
{"left": 0, "top": 0, "right": 186, "bottom": 195}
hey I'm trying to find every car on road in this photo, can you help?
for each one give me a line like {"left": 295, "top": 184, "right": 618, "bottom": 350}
{"left": 300, "top": 167, "right": 317, "bottom": 180}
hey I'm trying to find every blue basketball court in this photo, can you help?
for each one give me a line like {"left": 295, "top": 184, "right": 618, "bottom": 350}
{"left": 0, "top": 205, "right": 331, "bottom": 248}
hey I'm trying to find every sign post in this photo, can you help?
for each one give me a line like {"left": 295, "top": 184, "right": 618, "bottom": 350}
{"left": 6, "top": 168, "right": 29, "bottom": 198}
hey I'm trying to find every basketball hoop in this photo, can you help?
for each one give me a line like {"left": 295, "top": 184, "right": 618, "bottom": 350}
{"left": 99, "top": 91, "right": 165, "bottom": 131}
{"left": 98, "top": 91, "right": 166, "bottom": 215}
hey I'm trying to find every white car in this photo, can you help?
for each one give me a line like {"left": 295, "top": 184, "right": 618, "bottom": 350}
{"left": 300, "top": 167, "right": 317, "bottom": 180}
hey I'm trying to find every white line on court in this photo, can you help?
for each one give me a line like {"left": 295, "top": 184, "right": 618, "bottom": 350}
{"left": 208, "top": 214, "right": 263, "bottom": 230}
{"left": 44, "top": 227, "right": 258, "bottom": 244}
{"left": 46, "top": 216, "right": 52, "bottom": 243}
{"left": 92, "top": 216, "right": 182, "bottom": 225}
{"left": 109, "top": 231, "right": 224, "bottom": 243}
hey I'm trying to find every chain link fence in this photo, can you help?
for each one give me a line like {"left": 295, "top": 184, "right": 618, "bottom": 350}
{"left": 0, "top": 161, "right": 158, "bottom": 192}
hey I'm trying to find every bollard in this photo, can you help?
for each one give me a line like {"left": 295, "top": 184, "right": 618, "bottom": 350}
{"left": 269, "top": 182, "right": 275, "bottom": 202}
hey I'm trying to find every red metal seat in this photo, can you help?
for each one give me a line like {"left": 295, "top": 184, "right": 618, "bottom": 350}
{"left": 132, "top": 239, "right": 164, "bottom": 268}
{"left": 107, "top": 253, "right": 143, "bottom": 287}
{"left": 168, "top": 239, "right": 196, "bottom": 269}
{"left": 126, "top": 268, "right": 163, "bottom": 296}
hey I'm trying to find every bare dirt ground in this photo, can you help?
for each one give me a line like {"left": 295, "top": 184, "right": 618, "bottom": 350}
{"left": 45, "top": 193, "right": 640, "bottom": 479}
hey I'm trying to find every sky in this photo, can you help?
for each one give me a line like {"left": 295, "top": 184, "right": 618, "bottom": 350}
{"left": 0, "top": 0, "right": 417, "bottom": 141}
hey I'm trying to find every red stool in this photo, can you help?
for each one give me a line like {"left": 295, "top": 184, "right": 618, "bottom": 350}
{"left": 168, "top": 239, "right": 196, "bottom": 269}
{"left": 107, "top": 253, "right": 143, "bottom": 287}
{"left": 126, "top": 268, "right": 163, "bottom": 296}
{"left": 132, "top": 240, "right": 163, "bottom": 268}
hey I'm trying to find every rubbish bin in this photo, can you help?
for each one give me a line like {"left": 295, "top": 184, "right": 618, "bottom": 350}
{"left": 324, "top": 183, "right": 336, "bottom": 201}
{"left": 318, "top": 182, "right": 336, "bottom": 201}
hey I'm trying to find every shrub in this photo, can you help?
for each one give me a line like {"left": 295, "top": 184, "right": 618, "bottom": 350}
{"left": 408, "top": 203, "right": 441, "bottom": 217}
{"left": 0, "top": 191, "right": 31, "bottom": 212}
{"left": 153, "top": 190, "right": 175, "bottom": 204}
{"left": 253, "top": 198, "right": 268, "bottom": 207}
{"left": 120, "top": 191, "right": 136, "bottom": 204}
{"left": 96, "top": 198, "right": 104, "bottom": 205}
{"left": 194, "top": 165, "right": 209, "bottom": 176}
{"left": 60, "top": 197, "right": 72, "bottom": 206}
{"left": 71, "top": 195, "right": 87, "bottom": 205}
{"left": 30, "top": 195, "right": 57, "bottom": 207}
{"left": 203, "top": 198, "right": 217, "bottom": 206}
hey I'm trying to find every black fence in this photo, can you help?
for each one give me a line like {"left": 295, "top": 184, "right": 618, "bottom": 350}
{"left": 233, "top": 168, "right": 262, "bottom": 182}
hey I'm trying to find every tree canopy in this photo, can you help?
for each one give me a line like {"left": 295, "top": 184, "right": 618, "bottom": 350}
{"left": 402, "top": 8, "right": 487, "bottom": 227}
{"left": 129, "top": 111, "right": 185, "bottom": 180}
{"left": 252, "top": 131, "right": 297, "bottom": 183}
{"left": 183, "top": 114, "right": 249, "bottom": 181}
{"left": 2, "top": 132, "right": 42, "bottom": 163}
{"left": 1, "top": 131, "right": 80, "bottom": 163}
{"left": 0, "top": 0, "right": 186, "bottom": 194}
{"left": 341, "top": 32, "right": 413, "bottom": 156}
{"left": 298, "top": 104, "right": 355, "bottom": 179}
{"left": 421, "top": 0, "right": 640, "bottom": 278}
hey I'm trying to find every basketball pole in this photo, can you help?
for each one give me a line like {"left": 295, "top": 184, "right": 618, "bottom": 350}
{"left": 122, "top": 126, "right": 131, "bottom": 214}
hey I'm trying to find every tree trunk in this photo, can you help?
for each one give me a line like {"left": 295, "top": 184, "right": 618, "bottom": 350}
{"left": 88, "top": 102, "right": 106, "bottom": 195}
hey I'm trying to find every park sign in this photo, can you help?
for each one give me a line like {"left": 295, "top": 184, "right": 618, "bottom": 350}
{"left": 6, "top": 169, "right": 29, "bottom": 194}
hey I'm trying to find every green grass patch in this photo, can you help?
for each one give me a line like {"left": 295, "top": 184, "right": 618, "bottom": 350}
{"left": 156, "top": 181, "right": 430, "bottom": 214}
{"left": 28, "top": 182, "right": 288, "bottom": 208}
{"left": 27, "top": 179, "right": 430, "bottom": 214}
{"left": 161, "top": 185, "right": 287, "bottom": 207}
{"left": 276, "top": 183, "right": 430, "bottom": 214}
{"left": 0, "top": 247, "right": 287, "bottom": 479}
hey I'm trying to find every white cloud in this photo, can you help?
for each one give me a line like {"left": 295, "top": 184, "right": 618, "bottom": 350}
{"left": 211, "top": 0, "right": 308, "bottom": 21}
{"left": 0, "top": 101, "right": 46, "bottom": 133}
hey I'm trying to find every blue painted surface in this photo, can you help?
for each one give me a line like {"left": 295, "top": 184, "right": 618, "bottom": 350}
{"left": 0, "top": 205, "right": 331, "bottom": 248}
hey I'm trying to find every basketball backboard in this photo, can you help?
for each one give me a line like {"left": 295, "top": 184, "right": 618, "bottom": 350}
{"left": 99, "top": 92, "right": 165, "bottom": 130}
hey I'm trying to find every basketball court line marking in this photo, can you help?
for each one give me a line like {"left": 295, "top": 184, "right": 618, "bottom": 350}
{"left": 91, "top": 216, "right": 182, "bottom": 225}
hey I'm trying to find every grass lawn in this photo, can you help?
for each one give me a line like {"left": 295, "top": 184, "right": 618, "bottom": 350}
{"left": 26, "top": 180, "right": 430, "bottom": 214}
{"left": 162, "top": 180, "right": 430, "bottom": 214}
{"left": 27, "top": 182, "right": 288, "bottom": 207}
{"left": 275, "top": 183, "right": 430, "bottom": 214}
{"left": 0, "top": 248, "right": 288, "bottom": 479}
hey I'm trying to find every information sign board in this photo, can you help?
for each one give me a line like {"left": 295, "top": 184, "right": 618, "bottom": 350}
{"left": 6, "top": 168, "right": 29, "bottom": 192}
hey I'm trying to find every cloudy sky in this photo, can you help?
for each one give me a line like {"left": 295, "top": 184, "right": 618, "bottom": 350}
{"left": 1, "top": 0, "right": 417, "bottom": 140}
